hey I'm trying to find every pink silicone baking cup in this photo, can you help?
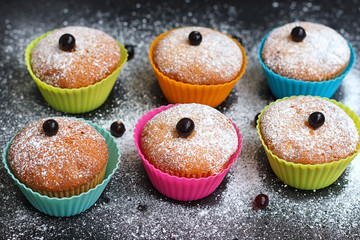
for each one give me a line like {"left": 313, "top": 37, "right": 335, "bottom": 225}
{"left": 133, "top": 104, "right": 243, "bottom": 201}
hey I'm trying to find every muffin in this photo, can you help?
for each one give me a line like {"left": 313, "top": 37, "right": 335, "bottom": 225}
{"left": 7, "top": 117, "right": 109, "bottom": 197}
{"left": 257, "top": 96, "right": 360, "bottom": 190}
{"left": 149, "top": 26, "right": 247, "bottom": 107}
{"left": 258, "top": 22, "right": 355, "bottom": 98}
{"left": 31, "top": 26, "right": 121, "bottom": 89}
{"left": 3, "top": 117, "right": 121, "bottom": 217}
{"left": 25, "top": 26, "right": 128, "bottom": 113}
{"left": 134, "top": 104, "right": 243, "bottom": 201}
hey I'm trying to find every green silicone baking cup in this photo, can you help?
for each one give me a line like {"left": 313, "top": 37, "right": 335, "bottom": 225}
{"left": 257, "top": 96, "right": 360, "bottom": 190}
{"left": 2, "top": 118, "right": 121, "bottom": 217}
{"left": 25, "top": 30, "right": 128, "bottom": 114}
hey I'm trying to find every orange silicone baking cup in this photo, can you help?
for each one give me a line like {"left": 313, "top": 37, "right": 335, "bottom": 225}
{"left": 149, "top": 29, "right": 247, "bottom": 107}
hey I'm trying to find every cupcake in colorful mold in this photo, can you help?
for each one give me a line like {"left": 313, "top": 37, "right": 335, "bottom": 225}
{"left": 257, "top": 96, "right": 360, "bottom": 190}
{"left": 26, "top": 26, "right": 128, "bottom": 113}
{"left": 258, "top": 22, "right": 355, "bottom": 98}
{"left": 149, "top": 26, "right": 247, "bottom": 107}
{"left": 3, "top": 117, "right": 121, "bottom": 216}
{"left": 134, "top": 103, "right": 243, "bottom": 201}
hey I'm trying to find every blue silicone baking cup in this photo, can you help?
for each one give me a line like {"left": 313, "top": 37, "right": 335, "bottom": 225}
{"left": 258, "top": 31, "right": 356, "bottom": 99}
{"left": 2, "top": 118, "right": 121, "bottom": 217}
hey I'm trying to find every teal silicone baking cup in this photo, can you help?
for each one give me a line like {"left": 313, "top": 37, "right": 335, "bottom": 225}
{"left": 258, "top": 31, "right": 356, "bottom": 99}
{"left": 2, "top": 119, "right": 121, "bottom": 217}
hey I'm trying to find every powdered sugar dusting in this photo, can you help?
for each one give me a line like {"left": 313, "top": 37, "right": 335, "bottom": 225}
{"left": 260, "top": 96, "right": 359, "bottom": 164}
{"left": 261, "top": 22, "right": 350, "bottom": 81}
{"left": 141, "top": 104, "right": 238, "bottom": 176}
{"left": 31, "top": 26, "right": 121, "bottom": 88}
{"left": 1, "top": 0, "right": 360, "bottom": 239}
{"left": 7, "top": 117, "right": 108, "bottom": 191}
{"left": 153, "top": 27, "right": 243, "bottom": 84}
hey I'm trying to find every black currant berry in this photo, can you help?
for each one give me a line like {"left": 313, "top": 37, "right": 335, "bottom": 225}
{"left": 110, "top": 121, "right": 126, "bottom": 137}
{"left": 291, "top": 26, "right": 306, "bottom": 42}
{"left": 232, "top": 35, "right": 243, "bottom": 46}
{"left": 59, "top": 33, "right": 76, "bottom": 51}
{"left": 137, "top": 204, "right": 148, "bottom": 212}
{"left": 253, "top": 193, "right": 269, "bottom": 210}
{"left": 308, "top": 112, "right": 325, "bottom": 129}
{"left": 188, "top": 31, "right": 202, "bottom": 46}
{"left": 42, "top": 119, "right": 59, "bottom": 136}
{"left": 176, "top": 118, "right": 195, "bottom": 138}
{"left": 254, "top": 112, "right": 261, "bottom": 127}
{"left": 125, "top": 44, "right": 135, "bottom": 61}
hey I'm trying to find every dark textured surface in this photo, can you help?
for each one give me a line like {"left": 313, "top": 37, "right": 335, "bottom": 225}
{"left": 1, "top": 0, "right": 360, "bottom": 239}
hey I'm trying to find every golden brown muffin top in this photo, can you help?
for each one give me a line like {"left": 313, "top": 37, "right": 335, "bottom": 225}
{"left": 141, "top": 104, "right": 238, "bottom": 177}
{"left": 260, "top": 96, "right": 358, "bottom": 164}
{"left": 8, "top": 117, "right": 108, "bottom": 192}
{"left": 31, "top": 26, "right": 120, "bottom": 89}
{"left": 152, "top": 27, "right": 243, "bottom": 85}
{"left": 261, "top": 22, "right": 350, "bottom": 82}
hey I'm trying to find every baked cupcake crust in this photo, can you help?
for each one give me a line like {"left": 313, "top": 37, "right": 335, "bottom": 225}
{"left": 31, "top": 26, "right": 121, "bottom": 89}
{"left": 7, "top": 117, "right": 108, "bottom": 192}
{"left": 152, "top": 27, "right": 243, "bottom": 85}
{"left": 261, "top": 22, "right": 350, "bottom": 82}
{"left": 141, "top": 104, "right": 238, "bottom": 177}
{"left": 260, "top": 96, "right": 359, "bottom": 164}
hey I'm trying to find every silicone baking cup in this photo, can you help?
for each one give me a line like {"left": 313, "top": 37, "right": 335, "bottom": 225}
{"left": 25, "top": 30, "right": 128, "bottom": 114}
{"left": 149, "top": 29, "right": 247, "bottom": 108}
{"left": 134, "top": 104, "right": 243, "bottom": 201}
{"left": 3, "top": 119, "right": 121, "bottom": 217}
{"left": 257, "top": 96, "right": 360, "bottom": 190}
{"left": 258, "top": 31, "right": 356, "bottom": 99}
